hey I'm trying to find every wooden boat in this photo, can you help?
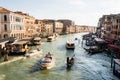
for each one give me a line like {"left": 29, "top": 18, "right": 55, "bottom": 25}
{"left": 9, "top": 41, "right": 29, "bottom": 55}
{"left": 84, "top": 46, "right": 103, "bottom": 54}
{"left": 40, "top": 53, "right": 55, "bottom": 69}
{"left": 25, "top": 49, "right": 42, "bottom": 57}
{"left": 66, "top": 39, "right": 75, "bottom": 49}
{"left": 67, "top": 54, "right": 75, "bottom": 68}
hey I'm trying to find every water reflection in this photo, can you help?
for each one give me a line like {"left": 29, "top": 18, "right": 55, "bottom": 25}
{"left": 66, "top": 49, "right": 74, "bottom": 57}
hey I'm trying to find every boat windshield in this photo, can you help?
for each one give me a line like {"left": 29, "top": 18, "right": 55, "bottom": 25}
{"left": 47, "top": 38, "right": 52, "bottom": 40}
{"left": 42, "top": 61, "right": 51, "bottom": 63}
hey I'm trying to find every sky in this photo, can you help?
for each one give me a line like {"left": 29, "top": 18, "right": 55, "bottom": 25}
{"left": 0, "top": 0, "right": 120, "bottom": 26}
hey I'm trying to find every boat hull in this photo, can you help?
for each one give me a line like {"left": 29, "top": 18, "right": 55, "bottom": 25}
{"left": 66, "top": 44, "right": 75, "bottom": 49}
{"left": 40, "top": 55, "right": 55, "bottom": 69}
{"left": 9, "top": 51, "right": 26, "bottom": 56}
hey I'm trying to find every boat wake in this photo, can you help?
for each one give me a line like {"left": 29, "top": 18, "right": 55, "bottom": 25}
{"left": 0, "top": 56, "right": 24, "bottom": 66}
{"left": 29, "top": 59, "right": 42, "bottom": 73}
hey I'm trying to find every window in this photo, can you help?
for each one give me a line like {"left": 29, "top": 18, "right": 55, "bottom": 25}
{"left": 4, "top": 24, "right": 7, "bottom": 31}
{"left": 15, "top": 17, "right": 21, "bottom": 22}
{"left": 4, "top": 15, "right": 7, "bottom": 21}
{"left": 20, "top": 26, "right": 22, "bottom": 30}
{"left": 11, "top": 16, "right": 12, "bottom": 21}
{"left": 4, "top": 34, "right": 8, "bottom": 38}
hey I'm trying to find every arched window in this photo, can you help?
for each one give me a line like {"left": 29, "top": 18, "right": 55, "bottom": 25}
{"left": 11, "top": 34, "right": 13, "bottom": 37}
{"left": 4, "top": 24, "right": 7, "bottom": 31}
{"left": 4, "top": 15, "right": 7, "bottom": 21}
{"left": 4, "top": 34, "right": 8, "bottom": 38}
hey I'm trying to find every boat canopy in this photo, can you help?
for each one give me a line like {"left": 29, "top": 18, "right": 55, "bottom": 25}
{"left": 20, "top": 37, "right": 32, "bottom": 41}
{"left": 12, "top": 41, "right": 28, "bottom": 45}
{"left": 67, "top": 39, "right": 74, "bottom": 44}
{"left": 34, "top": 37, "right": 41, "bottom": 40}
{"left": 107, "top": 44, "right": 120, "bottom": 51}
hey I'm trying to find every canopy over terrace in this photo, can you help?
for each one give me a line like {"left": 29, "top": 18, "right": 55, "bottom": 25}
{"left": 104, "top": 37, "right": 116, "bottom": 44}
{"left": 107, "top": 44, "right": 120, "bottom": 51}
{"left": 107, "top": 44, "right": 120, "bottom": 68}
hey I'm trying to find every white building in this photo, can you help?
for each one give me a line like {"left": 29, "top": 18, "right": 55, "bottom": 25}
{"left": 0, "top": 7, "right": 24, "bottom": 39}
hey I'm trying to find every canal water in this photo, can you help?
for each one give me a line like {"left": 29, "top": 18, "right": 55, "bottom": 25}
{"left": 0, "top": 33, "right": 119, "bottom": 80}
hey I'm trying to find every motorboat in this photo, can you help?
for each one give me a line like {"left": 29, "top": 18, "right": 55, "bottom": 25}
{"left": 33, "top": 37, "right": 41, "bottom": 45}
{"left": 66, "top": 39, "right": 75, "bottom": 49}
{"left": 40, "top": 53, "right": 55, "bottom": 69}
{"left": 83, "top": 46, "right": 103, "bottom": 54}
{"left": 25, "top": 48, "right": 42, "bottom": 57}
{"left": 9, "top": 41, "right": 29, "bottom": 55}
{"left": 47, "top": 36, "right": 55, "bottom": 42}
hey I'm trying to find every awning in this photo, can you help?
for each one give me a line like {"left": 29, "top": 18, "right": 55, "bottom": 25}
{"left": 107, "top": 44, "right": 120, "bottom": 51}
{"left": 104, "top": 37, "right": 116, "bottom": 43}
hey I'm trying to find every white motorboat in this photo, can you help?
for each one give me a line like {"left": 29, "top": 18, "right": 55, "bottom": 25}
{"left": 25, "top": 49, "right": 42, "bottom": 57}
{"left": 40, "top": 53, "right": 55, "bottom": 69}
{"left": 33, "top": 37, "right": 41, "bottom": 45}
{"left": 47, "top": 36, "right": 55, "bottom": 42}
{"left": 66, "top": 39, "right": 75, "bottom": 49}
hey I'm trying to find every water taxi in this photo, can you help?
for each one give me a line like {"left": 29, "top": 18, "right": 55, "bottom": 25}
{"left": 66, "top": 39, "right": 75, "bottom": 49}
{"left": 33, "top": 37, "right": 41, "bottom": 45}
{"left": 40, "top": 53, "right": 55, "bottom": 69}
{"left": 47, "top": 36, "right": 55, "bottom": 42}
{"left": 9, "top": 41, "right": 29, "bottom": 55}
{"left": 25, "top": 48, "right": 42, "bottom": 57}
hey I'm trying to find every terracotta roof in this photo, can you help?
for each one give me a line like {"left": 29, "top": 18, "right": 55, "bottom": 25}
{"left": 0, "top": 7, "right": 11, "bottom": 13}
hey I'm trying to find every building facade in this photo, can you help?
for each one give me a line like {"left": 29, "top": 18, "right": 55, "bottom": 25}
{"left": 34, "top": 19, "right": 42, "bottom": 36}
{"left": 98, "top": 14, "right": 120, "bottom": 39}
{"left": 54, "top": 21, "right": 63, "bottom": 34}
{"left": 15, "top": 11, "right": 36, "bottom": 37}
{"left": 57, "top": 19, "right": 75, "bottom": 33}
{"left": 0, "top": 7, "right": 24, "bottom": 39}
{"left": 40, "top": 20, "right": 54, "bottom": 37}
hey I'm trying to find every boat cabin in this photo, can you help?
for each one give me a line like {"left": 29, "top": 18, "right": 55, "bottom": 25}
{"left": 33, "top": 37, "right": 41, "bottom": 45}
{"left": 66, "top": 39, "right": 75, "bottom": 49}
{"left": 9, "top": 41, "right": 29, "bottom": 55}
{"left": 47, "top": 36, "right": 55, "bottom": 42}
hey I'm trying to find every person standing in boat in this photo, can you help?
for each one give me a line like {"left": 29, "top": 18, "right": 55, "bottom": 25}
{"left": 45, "top": 52, "right": 52, "bottom": 59}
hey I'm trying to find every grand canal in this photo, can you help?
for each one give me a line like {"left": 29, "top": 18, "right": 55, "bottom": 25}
{"left": 0, "top": 33, "right": 119, "bottom": 80}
